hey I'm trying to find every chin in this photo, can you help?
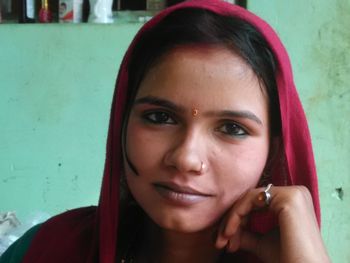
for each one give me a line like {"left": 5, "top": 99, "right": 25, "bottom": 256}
{"left": 147, "top": 208, "right": 221, "bottom": 234}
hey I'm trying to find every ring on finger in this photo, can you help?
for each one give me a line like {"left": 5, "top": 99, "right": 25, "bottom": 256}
{"left": 257, "top": 183, "right": 273, "bottom": 206}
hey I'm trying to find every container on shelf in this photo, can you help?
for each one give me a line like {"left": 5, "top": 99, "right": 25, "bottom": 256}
{"left": 59, "top": 0, "right": 83, "bottom": 23}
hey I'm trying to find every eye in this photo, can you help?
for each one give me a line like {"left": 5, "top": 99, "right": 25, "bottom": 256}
{"left": 143, "top": 111, "right": 177, "bottom": 125}
{"left": 217, "top": 122, "right": 248, "bottom": 137}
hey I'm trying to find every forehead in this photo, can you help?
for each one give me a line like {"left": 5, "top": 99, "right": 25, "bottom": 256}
{"left": 153, "top": 45, "right": 252, "bottom": 77}
{"left": 137, "top": 46, "right": 265, "bottom": 102}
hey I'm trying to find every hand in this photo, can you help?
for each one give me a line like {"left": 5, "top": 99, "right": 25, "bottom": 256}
{"left": 215, "top": 186, "right": 331, "bottom": 263}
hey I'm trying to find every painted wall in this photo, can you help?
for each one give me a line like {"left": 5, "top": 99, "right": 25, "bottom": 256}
{"left": 0, "top": 1, "right": 349, "bottom": 262}
{"left": 0, "top": 23, "right": 142, "bottom": 220}
{"left": 249, "top": 1, "right": 350, "bottom": 262}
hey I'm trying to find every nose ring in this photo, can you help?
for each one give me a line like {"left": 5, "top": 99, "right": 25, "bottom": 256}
{"left": 198, "top": 161, "right": 205, "bottom": 174}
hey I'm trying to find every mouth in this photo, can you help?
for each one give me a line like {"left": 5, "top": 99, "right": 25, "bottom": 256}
{"left": 153, "top": 182, "right": 213, "bottom": 206}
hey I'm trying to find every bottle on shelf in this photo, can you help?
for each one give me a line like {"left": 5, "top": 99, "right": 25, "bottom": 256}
{"left": 38, "top": 0, "right": 52, "bottom": 22}
{"left": 166, "top": 0, "right": 183, "bottom": 7}
{"left": 146, "top": 0, "right": 165, "bottom": 11}
{"left": 82, "top": 0, "right": 90, "bottom": 22}
{"left": 88, "top": 0, "right": 113, "bottom": 23}
{"left": 18, "top": 0, "right": 36, "bottom": 23}
{"left": 119, "top": 0, "right": 146, "bottom": 10}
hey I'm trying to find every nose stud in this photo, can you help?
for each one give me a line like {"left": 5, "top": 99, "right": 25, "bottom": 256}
{"left": 197, "top": 161, "right": 205, "bottom": 174}
{"left": 192, "top": 108, "right": 199, "bottom": 117}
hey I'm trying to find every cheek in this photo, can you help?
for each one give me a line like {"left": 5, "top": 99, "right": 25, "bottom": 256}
{"left": 126, "top": 121, "right": 150, "bottom": 172}
{"left": 125, "top": 120, "right": 167, "bottom": 174}
{"left": 212, "top": 141, "right": 269, "bottom": 201}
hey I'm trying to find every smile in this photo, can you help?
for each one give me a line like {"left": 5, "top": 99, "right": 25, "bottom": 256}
{"left": 153, "top": 182, "right": 213, "bottom": 206}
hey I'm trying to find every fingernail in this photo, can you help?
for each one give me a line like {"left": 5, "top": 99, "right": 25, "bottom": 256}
{"left": 215, "top": 237, "right": 226, "bottom": 249}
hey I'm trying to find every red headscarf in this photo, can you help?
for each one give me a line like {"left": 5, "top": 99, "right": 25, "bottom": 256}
{"left": 23, "top": 1, "right": 320, "bottom": 262}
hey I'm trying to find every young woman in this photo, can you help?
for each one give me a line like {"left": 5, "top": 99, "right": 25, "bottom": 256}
{"left": 0, "top": 1, "right": 330, "bottom": 262}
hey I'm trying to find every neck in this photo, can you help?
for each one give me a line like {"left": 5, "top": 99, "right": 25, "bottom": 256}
{"left": 138, "top": 220, "right": 224, "bottom": 263}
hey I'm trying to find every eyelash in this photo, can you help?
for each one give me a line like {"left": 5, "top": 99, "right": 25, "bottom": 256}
{"left": 216, "top": 122, "right": 248, "bottom": 138}
{"left": 142, "top": 111, "right": 177, "bottom": 125}
{"left": 141, "top": 110, "right": 248, "bottom": 138}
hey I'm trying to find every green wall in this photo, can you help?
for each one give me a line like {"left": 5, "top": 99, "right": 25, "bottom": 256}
{"left": 0, "top": 23, "right": 141, "bottom": 219}
{"left": 1, "top": 1, "right": 349, "bottom": 262}
{"left": 249, "top": 1, "right": 350, "bottom": 262}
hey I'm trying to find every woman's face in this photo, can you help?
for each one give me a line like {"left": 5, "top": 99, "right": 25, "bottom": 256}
{"left": 125, "top": 47, "right": 271, "bottom": 233}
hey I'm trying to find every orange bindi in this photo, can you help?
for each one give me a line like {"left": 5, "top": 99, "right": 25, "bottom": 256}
{"left": 192, "top": 108, "right": 199, "bottom": 117}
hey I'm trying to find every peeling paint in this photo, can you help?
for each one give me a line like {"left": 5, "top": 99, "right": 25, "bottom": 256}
{"left": 332, "top": 187, "right": 345, "bottom": 201}
{"left": 335, "top": 187, "right": 344, "bottom": 201}
{"left": 2, "top": 176, "right": 17, "bottom": 183}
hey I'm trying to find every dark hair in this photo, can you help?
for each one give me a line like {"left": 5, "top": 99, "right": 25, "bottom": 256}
{"left": 118, "top": 8, "right": 281, "bottom": 258}
{"left": 123, "top": 8, "right": 281, "bottom": 138}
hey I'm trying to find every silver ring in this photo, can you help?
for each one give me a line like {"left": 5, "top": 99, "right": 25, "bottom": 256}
{"left": 258, "top": 183, "right": 273, "bottom": 206}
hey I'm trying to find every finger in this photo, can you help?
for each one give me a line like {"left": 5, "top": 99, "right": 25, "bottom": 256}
{"left": 226, "top": 224, "right": 259, "bottom": 253}
{"left": 222, "top": 187, "right": 268, "bottom": 237}
{"left": 215, "top": 189, "right": 262, "bottom": 249}
{"left": 225, "top": 227, "right": 241, "bottom": 252}
{"left": 241, "top": 228, "right": 281, "bottom": 263}
{"left": 215, "top": 201, "right": 243, "bottom": 249}
{"left": 216, "top": 186, "right": 275, "bottom": 249}
{"left": 239, "top": 229, "right": 259, "bottom": 253}
{"left": 215, "top": 217, "right": 231, "bottom": 249}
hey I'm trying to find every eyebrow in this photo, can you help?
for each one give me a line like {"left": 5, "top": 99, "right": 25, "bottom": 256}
{"left": 210, "top": 110, "right": 263, "bottom": 125}
{"left": 134, "top": 96, "right": 262, "bottom": 125}
{"left": 134, "top": 96, "right": 185, "bottom": 113}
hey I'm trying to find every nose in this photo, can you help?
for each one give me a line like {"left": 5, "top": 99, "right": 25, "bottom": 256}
{"left": 163, "top": 130, "right": 207, "bottom": 175}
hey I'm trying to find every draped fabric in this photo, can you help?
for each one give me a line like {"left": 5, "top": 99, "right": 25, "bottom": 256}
{"left": 23, "top": 1, "right": 320, "bottom": 262}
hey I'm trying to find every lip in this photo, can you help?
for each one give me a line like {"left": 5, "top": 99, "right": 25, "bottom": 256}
{"left": 153, "top": 182, "right": 213, "bottom": 206}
